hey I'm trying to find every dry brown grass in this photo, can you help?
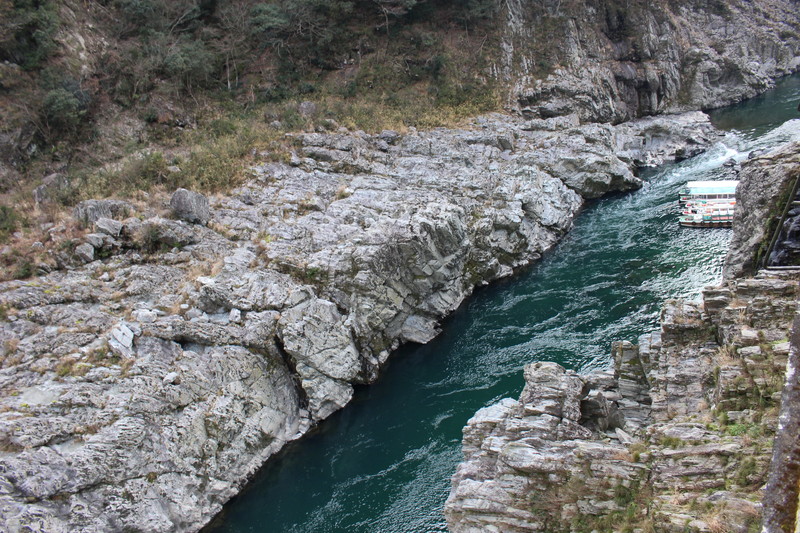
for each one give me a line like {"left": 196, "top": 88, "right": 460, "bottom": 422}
{"left": 2, "top": 337, "right": 19, "bottom": 356}
{"left": 0, "top": 199, "right": 91, "bottom": 282}
{"left": 183, "top": 258, "right": 220, "bottom": 280}
{"left": 705, "top": 514, "right": 732, "bottom": 533}
{"left": 716, "top": 344, "right": 737, "bottom": 365}
{"left": 611, "top": 449, "right": 634, "bottom": 462}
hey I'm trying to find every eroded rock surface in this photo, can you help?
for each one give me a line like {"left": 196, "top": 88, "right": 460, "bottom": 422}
{"left": 0, "top": 113, "right": 716, "bottom": 532}
{"left": 446, "top": 271, "right": 799, "bottom": 533}
{"left": 501, "top": 0, "right": 800, "bottom": 122}
{"left": 446, "top": 140, "right": 800, "bottom": 532}
{"left": 723, "top": 141, "right": 800, "bottom": 278}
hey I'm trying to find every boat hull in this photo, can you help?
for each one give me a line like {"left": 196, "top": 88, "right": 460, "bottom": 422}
{"left": 679, "top": 219, "right": 732, "bottom": 228}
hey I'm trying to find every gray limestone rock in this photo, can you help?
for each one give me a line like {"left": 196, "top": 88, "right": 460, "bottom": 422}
{"left": 170, "top": 189, "right": 210, "bottom": 225}
{"left": 504, "top": 1, "right": 800, "bottom": 123}
{"left": 73, "top": 199, "right": 133, "bottom": 225}
{"left": 298, "top": 101, "right": 318, "bottom": 117}
{"left": 0, "top": 110, "right": 732, "bottom": 532}
{"left": 135, "top": 218, "right": 201, "bottom": 250}
{"left": 723, "top": 142, "right": 800, "bottom": 279}
{"left": 33, "top": 173, "right": 69, "bottom": 205}
{"left": 74, "top": 243, "right": 94, "bottom": 263}
{"left": 95, "top": 217, "right": 123, "bottom": 238}
{"left": 84, "top": 233, "right": 105, "bottom": 249}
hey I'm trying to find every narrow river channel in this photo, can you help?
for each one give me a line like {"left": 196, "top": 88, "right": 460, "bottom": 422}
{"left": 206, "top": 74, "right": 800, "bottom": 533}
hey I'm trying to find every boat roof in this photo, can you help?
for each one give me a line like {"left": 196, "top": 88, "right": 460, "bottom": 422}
{"left": 683, "top": 180, "right": 739, "bottom": 194}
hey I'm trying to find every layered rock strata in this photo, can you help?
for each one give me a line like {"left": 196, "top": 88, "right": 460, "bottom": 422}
{"left": 446, "top": 272, "right": 798, "bottom": 532}
{"left": 501, "top": 0, "right": 800, "bottom": 122}
{"left": 725, "top": 142, "right": 800, "bottom": 279}
{"left": 0, "top": 113, "right": 716, "bottom": 531}
{"left": 445, "top": 142, "right": 800, "bottom": 531}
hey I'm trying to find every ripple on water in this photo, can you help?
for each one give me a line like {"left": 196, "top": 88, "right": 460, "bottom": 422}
{"left": 206, "top": 74, "right": 800, "bottom": 533}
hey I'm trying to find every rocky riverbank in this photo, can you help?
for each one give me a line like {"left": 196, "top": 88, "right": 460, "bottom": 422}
{"left": 0, "top": 112, "right": 719, "bottom": 531}
{"left": 445, "top": 141, "right": 800, "bottom": 532}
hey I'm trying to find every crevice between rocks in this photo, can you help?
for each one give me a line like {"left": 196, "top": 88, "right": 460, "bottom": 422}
{"left": 272, "top": 335, "right": 310, "bottom": 413}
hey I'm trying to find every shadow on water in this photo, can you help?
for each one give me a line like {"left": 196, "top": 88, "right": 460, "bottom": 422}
{"left": 205, "top": 73, "right": 800, "bottom": 533}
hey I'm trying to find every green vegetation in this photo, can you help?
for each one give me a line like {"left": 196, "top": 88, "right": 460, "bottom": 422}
{"left": 96, "top": 0, "right": 500, "bottom": 116}
{"left": 735, "top": 457, "right": 758, "bottom": 486}
{"left": 726, "top": 422, "right": 764, "bottom": 438}
{"left": 42, "top": 87, "right": 86, "bottom": 134}
{"left": 0, "top": 0, "right": 59, "bottom": 70}
{"left": 13, "top": 258, "right": 34, "bottom": 279}
{"left": 658, "top": 435, "right": 685, "bottom": 448}
{"left": 0, "top": 0, "right": 504, "bottom": 207}
{"left": 0, "top": 206, "right": 21, "bottom": 243}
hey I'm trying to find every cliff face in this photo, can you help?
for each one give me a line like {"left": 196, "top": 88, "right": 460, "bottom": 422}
{"left": 0, "top": 113, "right": 716, "bottom": 532}
{"left": 724, "top": 142, "right": 800, "bottom": 279}
{"left": 763, "top": 315, "right": 800, "bottom": 532}
{"left": 501, "top": 0, "right": 800, "bottom": 122}
{"left": 445, "top": 141, "right": 800, "bottom": 531}
{"left": 0, "top": 0, "right": 798, "bottom": 530}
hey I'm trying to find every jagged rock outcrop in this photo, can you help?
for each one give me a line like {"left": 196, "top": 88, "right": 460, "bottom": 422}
{"left": 0, "top": 112, "right": 716, "bottom": 532}
{"left": 446, "top": 269, "right": 798, "bottom": 533}
{"left": 762, "top": 316, "right": 800, "bottom": 533}
{"left": 445, "top": 140, "right": 800, "bottom": 532}
{"left": 501, "top": 0, "right": 800, "bottom": 122}
{"left": 724, "top": 142, "right": 800, "bottom": 279}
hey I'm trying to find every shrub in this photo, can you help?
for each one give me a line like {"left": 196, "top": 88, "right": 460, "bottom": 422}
{"left": 162, "top": 38, "right": 217, "bottom": 89}
{"left": 0, "top": 206, "right": 21, "bottom": 243}
{"left": 13, "top": 258, "right": 34, "bottom": 279}
{"left": 42, "top": 88, "right": 84, "bottom": 133}
{"left": 209, "top": 118, "right": 237, "bottom": 137}
{"left": 249, "top": 3, "right": 292, "bottom": 48}
{"left": 735, "top": 457, "right": 757, "bottom": 485}
{"left": 457, "top": 0, "right": 497, "bottom": 26}
{"left": 112, "top": 0, "right": 162, "bottom": 36}
{"left": 249, "top": 0, "right": 355, "bottom": 68}
{"left": 177, "top": 130, "right": 255, "bottom": 191}
{"left": 0, "top": 0, "right": 59, "bottom": 70}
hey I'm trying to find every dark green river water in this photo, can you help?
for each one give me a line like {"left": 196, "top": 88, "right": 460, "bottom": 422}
{"left": 206, "top": 74, "right": 800, "bottom": 533}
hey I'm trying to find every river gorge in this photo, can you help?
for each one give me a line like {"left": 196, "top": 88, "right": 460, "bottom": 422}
{"left": 206, "top": 76, "right": 800, "bottom": 532}
{"left": 1, "top": 4, "right": 799, "bottom": 529}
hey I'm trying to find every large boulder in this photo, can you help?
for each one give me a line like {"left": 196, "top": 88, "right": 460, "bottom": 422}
{"left": 170, "top": 188, "right": 210, "bottom": 225}
{"left": 73, "top": 199, "right": 134, "bottom": 225}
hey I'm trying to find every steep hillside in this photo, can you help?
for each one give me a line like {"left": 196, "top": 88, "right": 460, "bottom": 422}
{"left": 2, "top": 0, "right": 798, "bottom": 204}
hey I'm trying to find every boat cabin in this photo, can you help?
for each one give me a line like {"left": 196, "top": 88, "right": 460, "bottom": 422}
{"left": 678, "top": 180, "right": 738, "bottom": 205}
